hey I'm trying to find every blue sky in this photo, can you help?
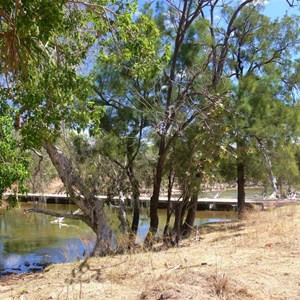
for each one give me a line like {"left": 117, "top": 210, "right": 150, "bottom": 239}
{"left": 263, "top": 0, "right": 300, "bottom": 19}
{"left": 137, "top": 0, "right": 299, "bottom": 19}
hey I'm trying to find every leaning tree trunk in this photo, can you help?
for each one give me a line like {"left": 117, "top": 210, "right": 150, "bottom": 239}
{"left": 44, "top": 142, "right": 112, "bottom": 256}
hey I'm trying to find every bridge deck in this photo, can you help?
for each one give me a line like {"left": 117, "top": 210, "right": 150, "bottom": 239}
{"left": 3, "top": 192, "right": 266, "bottom": 209}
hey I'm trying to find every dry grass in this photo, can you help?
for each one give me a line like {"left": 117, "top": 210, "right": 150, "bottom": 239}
{"left": 1, "top": 205, "right": 300, "bottom": 300}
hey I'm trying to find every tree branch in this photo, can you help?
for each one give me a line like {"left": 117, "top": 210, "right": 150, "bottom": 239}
{"left": 30, "top": 148, "right": 43, "bottom": 177}
{"left": 213, "top": 0, "right": 255, "bottom": 88}
{"left": 93, "top": 86, "right": 124, "bottom": 109}
{"left": 249, "top": 46, "right": 290, "bottom": 73}
{"left": 24, "top": 207, "right": 90, "bottom": 224}
{"left": 69, "top": 0, "right": 116, "bottom": 16}
{"left": 129, "top": 117, "right": 144, "bottom": 165}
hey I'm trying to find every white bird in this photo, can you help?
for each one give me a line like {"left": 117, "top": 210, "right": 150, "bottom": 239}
{"left": 214, "top": 192, "right": 220, "bottom": 199}
{"left": 50, "top": 217, "right": 70, "bottom": 229}
{"left": 50, "top": 217, "right": 65, "bottom": 224}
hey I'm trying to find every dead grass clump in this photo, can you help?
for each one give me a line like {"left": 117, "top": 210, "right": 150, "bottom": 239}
{"left": 176, "top": 270, "right": 206, "bottom": 286}
{"left": 209, "top": 273, "right": 232, "bottom": 299}
{"left": 208, "top": 273, "right": 252, "bottom": 300}
{"left": 139, "top": 279, "right": 212, "bottom": 300}
{"left": 140, "top": 282, "right": 182, "bottom": 300}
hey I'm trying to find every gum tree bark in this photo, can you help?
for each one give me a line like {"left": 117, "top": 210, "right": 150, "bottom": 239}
{"left": 43, "top": 142, "right": 113, "bottom": 256}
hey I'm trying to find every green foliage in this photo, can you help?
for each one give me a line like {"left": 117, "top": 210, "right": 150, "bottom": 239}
{"left": 11, "top": 65, "right": 103, "bottom": 149}
{"left": 222, "top": 8, "right": 300, "bottom": 189}
{"left": 0, "top": 104, "right": 29, "bottom": 203}
{"left": 177, "top": 18, "right": 212, "bottom": 68}
{"left": 1, "top": 0, "right": 163, "bottom": 201}
{"left": 97, "top": 7, "right": 169, "bottom": 79}
{"left": 164, "top": 119, "right": 227, "bottom": 192}
{"left": 274, "top": 144, "right": 300, "bottom": 185}
{"left": 0, "top": 0, "right": 68, "bottom": 75}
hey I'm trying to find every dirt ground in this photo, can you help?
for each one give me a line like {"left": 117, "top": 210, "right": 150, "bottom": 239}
{"left": 0, "top": 205, "right": 299, "bottom": 300}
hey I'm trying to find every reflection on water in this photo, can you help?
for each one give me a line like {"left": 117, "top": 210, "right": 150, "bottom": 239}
{"left": 0, "top": 203, "right": 236, "bottom": 276}
{"left": 130, "top": 209, "right": 235, "bottom": 244}
{"left": 0, "top": 203, "right": 94, "bottom": 276}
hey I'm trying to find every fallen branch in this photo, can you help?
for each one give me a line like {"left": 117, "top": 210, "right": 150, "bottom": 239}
{"left": 24, "top": 207, "right": 89, "bottom": 223}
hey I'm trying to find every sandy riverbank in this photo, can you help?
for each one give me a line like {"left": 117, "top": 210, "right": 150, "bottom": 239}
{"left": 0, "top": 205, "right": 299, "bottom": 300}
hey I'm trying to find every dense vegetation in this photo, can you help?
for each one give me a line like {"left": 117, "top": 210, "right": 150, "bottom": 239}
{"left": 1, "top": 0, "right": 300, "bottom": 254}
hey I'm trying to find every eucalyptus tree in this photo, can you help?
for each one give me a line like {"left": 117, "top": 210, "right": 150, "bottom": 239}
{"left": 1, "top": 0, "right": 111, "bottom": 255}
{"left": 162, "top": 113, "right": 226, "bottom": 242}
{"left": 145, "top": 0, "right": 280, "bottom": 240}
{"left": 222, "top": 7, "right": 300, "bottom": 215}
{"left": 144, "top": 0, "right": 226, "bottom": 241}
{"left": 0, "top": 0, "right": 162, "bottom": 255}
{"left": 83, "top": 7, "right": 169, "bottom": 237}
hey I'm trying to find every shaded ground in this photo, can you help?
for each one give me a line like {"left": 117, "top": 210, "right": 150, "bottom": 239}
{"left": 0, "top": 205, "right": 299, "bottom": 300}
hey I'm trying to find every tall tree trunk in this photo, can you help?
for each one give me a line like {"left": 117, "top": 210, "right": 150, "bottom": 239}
{"left": 181, "top": 193, "right": 198, "bottom": 238}
{"left": 237, "top": 160, "right": 246, "bottom": 219}
{"left": 262, "top": 150, "right": 279, "bottom": 198}
{"left": 278, "top": 176, "right": 283, "bottom": 198}
{"left": 181, "top": 173, "right": 202, "bottom": 238}
{"left": 115, "top": 174, "right": 128, "bottom": 235}
{"left": 173, "top": 193, "right": 189, "bottom": 244}
{"left": 126, "top": 165, "right": 140, "bottom": 234}
{"left": 257, "top": 140, "right": 278, "bottom": 198}
{"left": 172, "top": 204, "right": 181, "bottom": 245}
{"left": 126, "top": 120, "right": 143, "bottom": 235}
{"left": 163, "top": 170, "right": 175, "bottom": 237}
{"left": 145, "top": 137, "right": 166, "bottom": 244}
{"left": 44, "top": 142, "right": 112, "bottom": 256}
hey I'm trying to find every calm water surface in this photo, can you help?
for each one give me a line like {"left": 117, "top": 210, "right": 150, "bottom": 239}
{"left": 0, "top": 202, "right": 235, "bottom": 275}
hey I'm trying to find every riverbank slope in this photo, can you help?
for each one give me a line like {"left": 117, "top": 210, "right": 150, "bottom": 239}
{"left": 1, "top": 205, "right": 299, "bottom": 299}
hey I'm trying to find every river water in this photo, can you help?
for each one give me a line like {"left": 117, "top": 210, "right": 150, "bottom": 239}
{"left": 0, "top": 202, "right": 237, "bottom": 276}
